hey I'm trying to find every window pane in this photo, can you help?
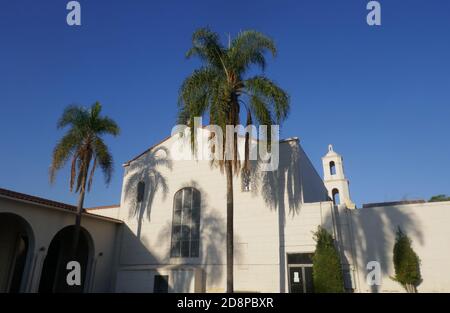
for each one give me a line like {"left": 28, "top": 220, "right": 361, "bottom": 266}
{"left": 190, "top": 240, "right": 199, "bottom": 257}
{"left": 172, "top": 225, "right": 181, "bottom": 242}
{"left": 190, "top": 222, "right": 199, "bottom": 241}
{"left": 181, "top": 240, "right": 190, "bottom": 257}
{"left": 193, "top": 190, "right": 200, "bottom": 210}
{"left": 180, "top": 225, "right": 191, "bottom": 241}
{"left": 173, "top": 191, "right": 183, "bottom": 225}
{"left": 174, "top": 191, "right": 183, "bottom": 210}
{"left": 287, "top": 253, "right": 313, "bottom": 265}
{"left": 183, "top": 188, "right": 192, "bottom": 218}
{"left": 192, "top": 190, "right": 200, "bottom": 221}
{"left": 173, "top": 210, "right": 182, "bottom": 225}
{"left": 171, "top": 240, "right": 181, "bottom": 257}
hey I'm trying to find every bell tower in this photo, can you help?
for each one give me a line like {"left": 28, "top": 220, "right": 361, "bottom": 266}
{"left": 322, "top": 145, "right": 355, "bottom": 209}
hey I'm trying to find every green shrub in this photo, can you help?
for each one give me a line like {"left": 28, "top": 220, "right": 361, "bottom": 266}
{"left": 429, "top": 194, "right": 450, "bottom": 202}
{"left": 312, "top": 226, "right": 344, "bottom": 293}
{"left": 392, "top": 227, "right": 422, "bottom": 292}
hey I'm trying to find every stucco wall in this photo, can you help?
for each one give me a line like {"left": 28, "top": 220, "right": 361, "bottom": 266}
{"left": 345, "top": 201, "right": 450, "bottom": 293}
{"left": 0, "top": 197, "right": 120, "bottom": 292}
{"left": 86, "top": 207, "right": 121, "bottom": 220}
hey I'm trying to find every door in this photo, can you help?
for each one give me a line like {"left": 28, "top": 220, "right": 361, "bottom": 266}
{"left": 288, "top": 266, "right": 313, "bottom": 293}
{"left": 287, "top": 253, "right": 314, "bottom": 293}
{"left": 153, "top": 275, "right": 169, "bottom": 293}
{"left": 289, "top": 267, "right": 304, "bottom": 293}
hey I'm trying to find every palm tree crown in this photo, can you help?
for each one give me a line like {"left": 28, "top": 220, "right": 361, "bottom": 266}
{"left": 50, "top": 101, "right": 120, "bottom": 192}
{"left": 178, "top": 28, "right": 290, "bottom": 170}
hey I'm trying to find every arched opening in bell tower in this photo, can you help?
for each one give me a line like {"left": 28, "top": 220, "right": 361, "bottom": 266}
{"left": 329, "top": 161, "right": 336, "bottom": 175}
{"left": 332, "top": 188, "right": 341, "bottom": 205}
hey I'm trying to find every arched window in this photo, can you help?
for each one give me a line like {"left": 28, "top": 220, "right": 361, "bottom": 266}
{"left": 137, "top": 181, "right": 145, "bottom": 203}
{"left": 332, "top": 188, "right": 340, "bottom": 205}
{"left": 330, "top": 161, "right": 336, "bottom": 175}
{"left": 170, "top": 188, "right": 201, "bottom": 258}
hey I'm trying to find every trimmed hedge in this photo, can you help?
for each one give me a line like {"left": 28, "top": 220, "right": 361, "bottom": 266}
{"left": 392, "top": 227, "right": 422, "bottom": 292}
{"left": 312, "top": 226, "right": 344, "bottom": 293}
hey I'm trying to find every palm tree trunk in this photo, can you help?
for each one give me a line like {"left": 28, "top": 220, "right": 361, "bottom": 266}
{"left": 225, "top": 160, "right": 234, "bottom": 293}
{"left": 71, "top": 180, "right": 86, "bottom": 258}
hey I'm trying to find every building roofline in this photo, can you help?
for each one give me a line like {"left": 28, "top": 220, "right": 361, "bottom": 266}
{"left": 122, "top": 131, "right": 300, "bottom": 167}
{"left": 123, "top": 134, "right": 173, "bottom": 167}
{"left": 0, "top": 187, "right": 77, "bottom": 212}
{"left": 0, "top": 187, "right": 123, "bottom": 224}
{"left": 362, "top": 200, "right": 426, "bottom": 209}
{"left": 86, "top": 204, "right": 120, "bottom": 210}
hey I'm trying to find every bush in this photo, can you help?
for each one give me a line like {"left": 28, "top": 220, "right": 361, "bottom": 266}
{"left": 312, "top": 226, "right": 344, "bottom": 293}
{"left": 429, "top": 194, "right": 450, "bottom": 202}
{"left": 392, "top": 227, "right": 422, "bottom": 292}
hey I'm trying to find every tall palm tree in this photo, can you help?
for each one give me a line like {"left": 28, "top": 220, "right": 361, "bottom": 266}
{"left": 50, "top": 102, "right": 120, "bottom": 255}
{"left": 177, "top": 28, "right": 290, "bottom": 292}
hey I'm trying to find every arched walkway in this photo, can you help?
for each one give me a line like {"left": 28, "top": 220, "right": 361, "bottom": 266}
{"left": 0, "top": 213, "right": 35, "bottom": 293}
{"left": 38, "top": 225, "right": 94, "bottom": 293}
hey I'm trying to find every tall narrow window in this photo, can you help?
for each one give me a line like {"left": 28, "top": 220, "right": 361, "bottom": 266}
{"left": 171, "top": 188, "right": 201, "bottom": 258}
{"left": 330, "top": 161, "right": 336, "bottom": 175}
{"left": 137, "top": 181, "right": 145, "bottom": 203}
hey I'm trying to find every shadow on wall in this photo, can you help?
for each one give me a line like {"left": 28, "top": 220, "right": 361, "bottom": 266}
{"left": 124, "top": 146, "right": 173, "bottom": 239}
{"left": 323, "top": 205, "right": 423, "bottom": 293}
{"left": 154, "top": 180, "right": 239, "bottom": 292}
{"left": 248, "top": 141, "right": 302, "bottom": 215}
{"left": 240, "top": 141, "right": 302, "bottom": 293}
{"left": 120, "top": 225, "right": 162, "bottom": 265}
{"left": 115, "top": 225, "right": 164, "bottom": 292}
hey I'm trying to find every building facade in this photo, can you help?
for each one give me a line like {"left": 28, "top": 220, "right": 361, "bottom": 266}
{"left": 113, "top": 132, "right": 333, "bottom": 293}
{"left": 1, "top": 133, "right": 450, "bottom": 293}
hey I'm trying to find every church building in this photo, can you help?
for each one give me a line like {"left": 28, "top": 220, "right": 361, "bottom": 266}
{"left": 1, "top": 131, "right": 450, "bottom": 293}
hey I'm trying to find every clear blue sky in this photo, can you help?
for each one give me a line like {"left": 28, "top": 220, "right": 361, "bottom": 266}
{"left": 0, "top": 0, "right": 449, "bottom": 208}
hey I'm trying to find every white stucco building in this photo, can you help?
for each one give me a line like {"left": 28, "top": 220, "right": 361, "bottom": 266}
{"left": 0, "top": 188, "right": 121, "bottom": 293}
{"left": 1, "top": 132, "right": 450, "bottom": 293}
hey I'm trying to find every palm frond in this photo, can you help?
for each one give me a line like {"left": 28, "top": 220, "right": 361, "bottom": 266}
{"left": 49, "top": 130, "right": 80, "bottom": 184}
{"left": 186, "top": 27, "right": 227, "bottom": 72}
{"left": 245, "top": 76, "right": 290, "bottom": 123}
{"left": 229, "top": 30, "right": 277, "bottom": 73}
{"left": 93, "top": 137, "right": 113, "bottom": 185}
{"left": 57, "top": 105, "right": 88, "bottom": 129}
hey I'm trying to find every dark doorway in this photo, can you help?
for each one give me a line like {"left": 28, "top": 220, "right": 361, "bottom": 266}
{"left": 38, "top": 226, "right": 92, "bottom": 293}
{"left": 0, "top": 213, "right": 34, "bottom": 293}
{"left": 287, "top": 253, "right": 314, "bottom": 293}
{"left": 153, "top": 275, "right": 169, "bottom": 293}
{"left": 8, "top": 235, "right": 29, "bottom": 293}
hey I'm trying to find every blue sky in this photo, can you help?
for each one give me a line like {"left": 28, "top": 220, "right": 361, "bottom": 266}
{"left": 0, "top": 0, "right": 449, "bottom": 208}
